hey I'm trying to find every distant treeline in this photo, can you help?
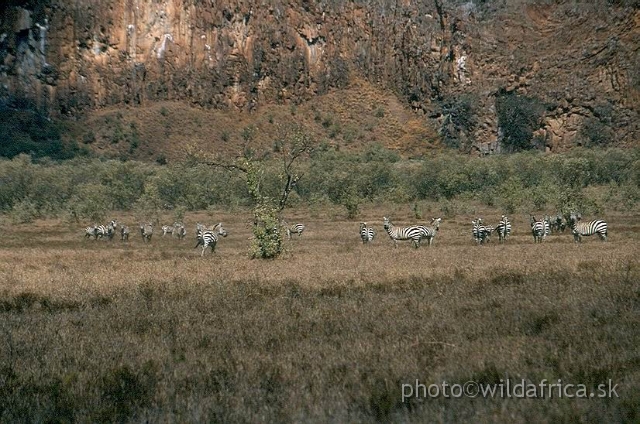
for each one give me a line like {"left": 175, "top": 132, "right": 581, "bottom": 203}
{"left": 1, "top": 146, "right": 638, "bottom": 223}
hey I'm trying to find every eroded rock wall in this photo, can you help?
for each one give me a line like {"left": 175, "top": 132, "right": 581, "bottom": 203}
{"left": 0, "top": 1, "right": 638, "bottom": 149}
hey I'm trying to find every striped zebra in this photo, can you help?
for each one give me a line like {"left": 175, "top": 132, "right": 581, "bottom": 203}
{"left": 382, "top": 217, "right": 430, "bottom": 249}
{"left": 423, "top": 217, "right": 442, "bottom": 246}
{"left": 530, "top": 215, "right": 547, "bottom": 243}
{"left": 140, "top": 222, "right": 153, "bottom": 243}
{"left": 472, "top": 218, "right": 492, "bottom": 245}
{"left": 568, "top": 213, "right": 607, "bottom": 243}
{"left": 161, "top": 223, "right": 176, "bottom": 237}
{"left": 174, "top": 223, "right": 186, "bottom": 240}
{"left": 285, "top": 223, "right": 305, "bottom": 240}
{"left": 195, "top": 222, "right": 228, "bottom": 256}
{"left": 359, "top": 222, "right": 375, "bottom": 243}
{"left": 550, "top": 214, "right": 566, "bottom": 233}
{"left": 85, "top": 225, "right": 98, "bottom": 239}
{"left": 96, "top": 220, "right": 118, "bottom": 240}
{"left": 495, "top": 215, "right": 511, "bottom": 243}
{"left": 543, "top": 215, "right": 552, "bottom": 237}
{"left": 120, "top": 225, "right": 130, "bottom": 241}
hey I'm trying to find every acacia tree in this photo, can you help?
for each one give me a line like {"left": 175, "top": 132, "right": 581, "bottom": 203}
{"left": 197, "top": 124, "right": 314, "bottom": 258}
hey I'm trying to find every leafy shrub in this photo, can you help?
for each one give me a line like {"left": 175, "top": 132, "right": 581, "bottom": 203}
{"left": 68, "top": 183, "right": 110, "bottom": 222}
{"left": 578, "top": 117, "right": 615, "bottom": 147}
{"left": 496, "top": 90, "right": 546, "bottom": 152}
{"left": 9, "top": 199, "right": 40, "bottom": 223}
{"left": 250, "top": 202, "right": 283, "bottom": 259}
{"left": 438, "top": 94, "right": 477, "bottom": 149}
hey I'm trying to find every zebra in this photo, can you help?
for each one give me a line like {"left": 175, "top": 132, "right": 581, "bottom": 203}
{"left": 530, "top": 215, "right": 547, "bottom": 243}
{"left": 423, "top": 217, "right": 442, "bottom": 246}
{"left": 161, "top": 223, "right": 176, "bottom": 237}
{"left": 140, "top": 222, "right": 153, "bottom": 243}
{"left": 543, "top": 215, "right": 552, "bottom": 237}
{"left": 550, "top": 214, "right": 565, "bottom": 233}
{"left": 96, "top": 220, "right": 118, "bottom": 240}
{"left": 382, "top": 217, "right": 430, "bottom": 248}
{"left": 120, "top": 225, "right": 130, "bottom": 241}
{"left": 85, "top": 225, "right": 98, "bottom": 239}
{"left": 472, "top": 218, "right": 492, "bottom": 245}
{"left": 195, "top": 222, "right": 228, "bottom": 256}
{"left": 359, "top": 222, "right": 375, "bottom": 243}
{"left": 568, "top": 213, "right": 607, "bottom": 243}
{"left": 174, "top": 223, "right": 186, "bottom": 240}
{"left": 285, "top": 223, "right": 305, "bottom": 240}
{"left": 495, "top": 215, "right": 511, "bottom": 243}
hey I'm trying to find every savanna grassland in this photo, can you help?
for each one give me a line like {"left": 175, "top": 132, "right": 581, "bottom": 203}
{"left": 1, "top": 205, "right": 639, "bottom": 423}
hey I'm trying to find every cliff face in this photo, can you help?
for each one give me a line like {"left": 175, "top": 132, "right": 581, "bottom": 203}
{"left": 0, "top": 0, "right": 638, "bottom": 152}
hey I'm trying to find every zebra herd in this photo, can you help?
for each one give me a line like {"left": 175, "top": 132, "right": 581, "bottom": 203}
{"left": 528, "top": 213, "right": 607, "bottom": 243}
{"left": 85, "top": 220, "right": 118, "bottom": 240}
{"left": 83, "top": 211, "right": 608, "bottom": 256}
{"left": 472, "top": 215, "right": 511, "bottom": 244}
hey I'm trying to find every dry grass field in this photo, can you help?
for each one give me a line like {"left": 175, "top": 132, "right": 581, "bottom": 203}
{"left": 1, "top": 205, "right": 639, "bottom": 423}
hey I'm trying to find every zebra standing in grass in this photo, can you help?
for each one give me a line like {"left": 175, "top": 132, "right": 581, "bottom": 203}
{"left": 140, "top": 222, "right": 153, "bottom": 243}
{"left": 550, "top": 214, "right": 565, "bottom": 233}
{"left": 120, "top": 225, "right": 130, "bottom": 241}
{"left": 423, "top": 217, "right": 442, "bottom": 246}
{"left": 359, "top": 222, "right": 375, "bottom": 244}
{"left": 568, "top": 213, "right": 607, "bottom": 243}
{"left": 85, "top": 225, "right": 98, "bottom": 239}
{"left": 161, "top": 223, "right": 176, "bottom": 237}
{"left": 174, "top": 223, "right": 186, "bottom": 240}
{"left": 495, "top": 215, "right": 512, "bottom": 243}
{"left": 285, "top": 222, "right": 305, "bottom": 240}
{"left": 530, "top": 215, "right": 547, "bottom": 243}
{"left": 195, "top": 222, "right": 228, "bottom": 256}
{"left": 472, "top": 218, "right": 492, "bottom": 245}
{"left": 543, "top": 215, "right": 552, "bottom": 237}
{"left": 383, "top": 217, "right": 430, "bottom": 249}
{"left": 96, "top": 220, "right": 118, "bottom": 240}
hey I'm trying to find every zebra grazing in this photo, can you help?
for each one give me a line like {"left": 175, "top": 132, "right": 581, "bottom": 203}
{"left": 550, "top": 214, "right": 565, "bottom": 233}
{"left": 140, "top": 223, "right": 153, "bottom": 243}
{"left": 383, "top": 217, "right": 430, "bottom": 249}
{"left": 568, "top": 213, "right": 607, "bottom": 243}
{"left": 174, "top": 223, "right": 186, "bottom": 240}
{"left": 530, "top": 215, "right": 547, "bottom": 243}
{"left": 161, "top": 223, "right": 176, "bottom": 237}
{"left": 85, "top": 225, "right": 98, "bottom": 239}
{"left": 472, "top": 218, "right": 492, "bottom": 245}
{"left": 195, "top": 222, "right": 228, "bottom": 256}
{"left": 359, "top": 222, "right": 375, "bottom": 243}
{"left": 120, "top": 225, "right": 130, "bottom": 241}
{"left": 495, "top": 215, "right": 512, "bottom": 243}
{"left": 96, "top": 220, "right": 118, "bottom": 240}
{"left": 285, "top": 223, "right": 305, "bottom": 240}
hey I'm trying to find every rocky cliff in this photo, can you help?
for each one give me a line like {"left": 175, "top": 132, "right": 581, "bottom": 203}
{"left": 0, "top": 0, "right": 638, "bottom": 153}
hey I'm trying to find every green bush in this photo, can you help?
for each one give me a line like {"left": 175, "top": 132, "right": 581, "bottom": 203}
{"left": 495, "top": 90, "right": 546, "bottom": 152}
{"left": 0, "top": 147, "right": 638, "bottom": 224}
{"left": 438, "top": 94, "right": 477, "bottom": 149}
{"left": 250, "top": 202, "right": 283, "bottom": 259}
